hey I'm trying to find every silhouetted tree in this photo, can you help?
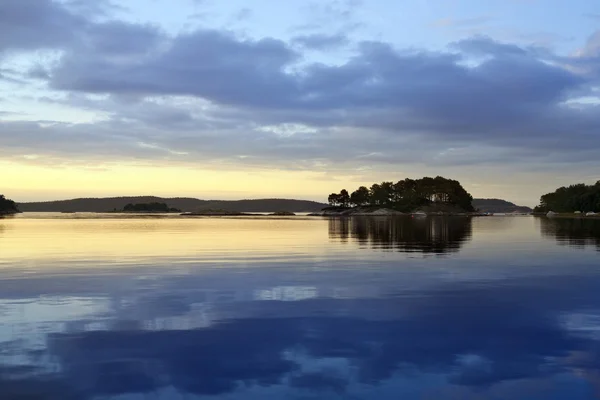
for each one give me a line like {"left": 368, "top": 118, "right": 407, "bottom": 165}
{"left": 350, "top": 186, "right": 370, "bottom": 206}
{"left": 339, "top": 189, "right": 350, "bottom": 208}
{"left": 0, "top": 195, "right": 19, "bottom": 214}
{"left": 328, "top": 193, "right": 341, "bottom": 207}
{"left": 369, "top": 183, "right": 388, "bottom": 205}
{"left": 328, "top": 190, "right": 351, "bottom": 208}
{"left": 327, "top": 177, "right": 474, "bottom": 212}
{"left": 535, "top": 182, "right": 600, "bottom": 212}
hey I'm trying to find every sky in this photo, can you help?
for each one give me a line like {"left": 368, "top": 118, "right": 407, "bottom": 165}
{"left": 1, "top": 0, "right": 599, "bottom": 206}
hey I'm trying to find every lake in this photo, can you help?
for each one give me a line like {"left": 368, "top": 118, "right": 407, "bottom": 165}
{"left": 1, "top": 213, "right": 600, "bottom": 399}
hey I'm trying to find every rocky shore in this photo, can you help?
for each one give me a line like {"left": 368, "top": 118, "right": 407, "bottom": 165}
{"left": 308, "top": 206, "right": 484, "bottom": 217}
{"left": 0, "top": 210, "right": 20, "bottom": 216}
{"left": 181, "top": 209, "right": 253, "bottom": 216}
{"left": 308, "top": 207, "right": 406, "bottom": 216}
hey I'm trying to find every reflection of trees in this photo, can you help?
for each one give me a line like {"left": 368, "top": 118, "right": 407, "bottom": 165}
{"left": 539, "top": 217, "right": 600, "bottom": 250}
{"left": 329, "top": 216, "right": 472, "bottom": 254}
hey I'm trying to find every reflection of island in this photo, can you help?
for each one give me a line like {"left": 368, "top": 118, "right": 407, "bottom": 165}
{"left": 539, "top": 217, "right": 600, "bottom": 250}
{"left": 329, "top": 216, "right": 473, "bottom": 254}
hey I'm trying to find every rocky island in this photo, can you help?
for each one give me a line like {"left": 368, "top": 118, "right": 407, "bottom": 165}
{"left": 0, "top": 195, "right": 21, "bottom": 216}
{"left": 534, "top": 181, "right": 600, "bottom": 216}
{"left": 311, "top": 176, "right": 475, "bottom": 216}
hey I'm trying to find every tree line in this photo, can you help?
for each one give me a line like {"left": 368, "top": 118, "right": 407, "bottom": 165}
{"left": 0, "top": 194, "right": 19, "bottom": 214}
{"left": 123, "top": 202, "right": 181, "bottom": 212}
{"left": 327, "top": 176, "right": 474, "bottom": 212}
{"left": 534, "top": 181, "right": 600, "bottom": 213}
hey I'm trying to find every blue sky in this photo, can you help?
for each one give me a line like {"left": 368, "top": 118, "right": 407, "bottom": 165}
{"left": 1, "top": 0, "right": 600, "bottom": 205}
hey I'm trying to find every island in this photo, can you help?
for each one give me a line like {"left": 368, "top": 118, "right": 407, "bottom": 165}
{"left": 18, "top": 197, "right": 327, "bottom": 213}
{"left": 0, "top": 194, "right": 21, "bottom": 216}
{"left": 122, "top": 202, "right": 181, "bottom": 213}
{"left": 534, "top": 181, "right": 600, "bottom": 217}
{"left": 311, "top": 176, "right": 475, "bottom": 216}
{"left": 472, "top": 198, "right": 532, "bottom": 214}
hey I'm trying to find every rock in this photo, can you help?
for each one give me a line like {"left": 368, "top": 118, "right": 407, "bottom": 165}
{"left": 308, "top": 207, "right": 405, "bottom": 216}
{"left": 181, "top": 209, "right": 249, "bottom": 216}
{"left": 268, "top": 211, "right": 296, "bottom": 216}
{"left": 546, "top": 211, "right": 558, "bottom": 217}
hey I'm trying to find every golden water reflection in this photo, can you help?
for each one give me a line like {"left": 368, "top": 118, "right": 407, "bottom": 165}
{"left": 0, "top": 216, "right": 330, "bottom": 265}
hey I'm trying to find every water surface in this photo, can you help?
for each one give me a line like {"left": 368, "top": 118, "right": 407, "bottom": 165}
{"left": 1, "top": 214, "right": 599, "bottom": 399}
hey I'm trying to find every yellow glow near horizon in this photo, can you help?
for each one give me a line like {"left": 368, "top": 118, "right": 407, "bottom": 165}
{"left": 1, "top": 160, "right": 549, "bottom": 206}
{"left": 0, "top": 161, "right": 342, "bottom": 202}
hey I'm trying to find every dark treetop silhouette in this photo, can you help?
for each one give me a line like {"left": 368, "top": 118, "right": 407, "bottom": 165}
{"left": 327, "top": 176, "right": 474, "bottom": 212}
{"left": 122, "top": 203, "right": 181, "bottom": 213}
{"left": 534, "top": 181, "right": 600, "bottom": 213}
{"left": 0, "top": 195, "right": 19, "bottom": 215}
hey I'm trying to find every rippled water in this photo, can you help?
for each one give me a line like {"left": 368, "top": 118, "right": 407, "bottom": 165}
{"left": 1, "top": 213, "right": 599, "bottom": 399}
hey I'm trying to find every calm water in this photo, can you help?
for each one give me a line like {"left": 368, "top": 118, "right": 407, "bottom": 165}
{"left": 1, "top": 213, "right": 600, "bottom": 399}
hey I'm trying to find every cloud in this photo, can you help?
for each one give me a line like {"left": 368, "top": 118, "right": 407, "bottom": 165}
{"left": 51, "top": 29, "right": 299, "bottom": 108}
{"left": 0, "top": 0, "right": 85, "bottom": 54}
{"left": 0, "top": 0, "right": 600, "bottom": 187}
{"left": 292, "top": 33, "right": 349, "bottom": 50}
{"left": 233, "top": 7, "right": 252, "bottom": 21}
{"left": 62, "top": 0, "right": 126, "bottom": 19}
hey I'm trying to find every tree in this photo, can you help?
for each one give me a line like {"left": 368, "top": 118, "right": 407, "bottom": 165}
{"left": 0, "top": 194, "right": 19, "bottom": 214}
{"left": 350, "top": 186, "right": 370, "bottom": 206}
{"left": 327, "top": 176, "right": 475, "bottom": 212}
{"left": 328, "top": 193, "right": 341, "bottom": 207}
{"left": 329, "top": 190, "right": 350, "bottom": 208}
{"left": 339, "top": 189, "right": 350, "bottom": 208}
{"left": 369, "top": 184, "right": 388, "bottom": 205}
{"left": 535, "top": 182, "right": 600, "bottom": 212}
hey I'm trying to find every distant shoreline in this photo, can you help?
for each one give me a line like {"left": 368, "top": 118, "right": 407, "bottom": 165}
{"left": 533, "top": 212, "right": 600, "bottom": 219}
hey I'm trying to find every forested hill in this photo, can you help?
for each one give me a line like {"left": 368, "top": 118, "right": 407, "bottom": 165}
{"left": 472, "top": 198, "right": 533, "bottom": 214}
{"left": 534, "top": 181, "right": 600, "bottom": 212}
{"left": 18, "top": 197, "right": 327, "bottom": 213}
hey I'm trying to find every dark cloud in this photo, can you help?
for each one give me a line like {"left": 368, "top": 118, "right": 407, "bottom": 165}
{"left": 62, "top": 0, "right": 126, "bottom": 19}
{"left": 81, "top": 21, "right": 164, "bottom": 57}
{"left": 0, "top": 0, "right": 599, "bottom": 175}
{"left": 51, "top": 29, "right": 300, "bottom": 108}
{"left": 0, "top": 0, "right": 85, "bottom": 54}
